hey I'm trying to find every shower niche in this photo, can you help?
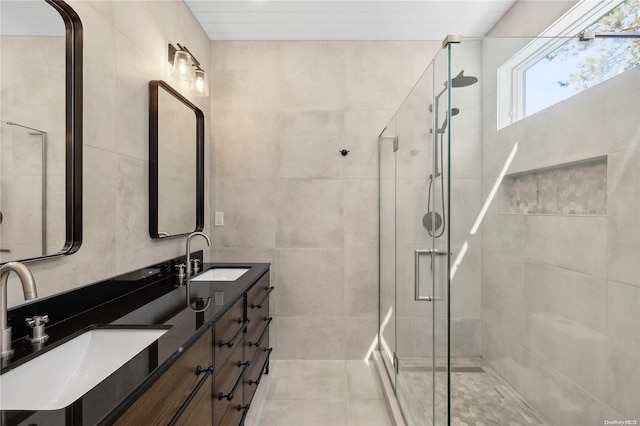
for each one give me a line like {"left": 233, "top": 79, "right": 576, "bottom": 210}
{"left": 500, "top": 156, "right": 607, "bottom": 216}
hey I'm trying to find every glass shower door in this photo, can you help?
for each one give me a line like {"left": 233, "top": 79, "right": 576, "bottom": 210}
{"left": 378, "top": 44, "right": 453, "bottom": 425}
{"left": 379, "top": 120, "right": 397, "bottom": 390}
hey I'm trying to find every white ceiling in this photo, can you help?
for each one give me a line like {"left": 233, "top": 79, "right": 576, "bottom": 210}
{"left": 185, "top": 0, "right": 518, "bottom": 41}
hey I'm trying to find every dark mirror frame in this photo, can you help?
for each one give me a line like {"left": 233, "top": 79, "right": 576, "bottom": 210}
{"left": 3, "top": 0, "right": 83, "bottom": 265}
{"left": 148, "top": 80, "right": 204, "bottom": 239}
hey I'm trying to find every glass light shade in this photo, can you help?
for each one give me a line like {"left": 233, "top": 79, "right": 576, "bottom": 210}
{"left": 191, "top": 69, "right": 209, "bottom": 97}
{"left": 171, "top": 50, "right": 194, "bottom": 81}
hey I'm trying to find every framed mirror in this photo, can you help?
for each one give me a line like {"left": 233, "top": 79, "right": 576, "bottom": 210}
{"left": 0, "top": 0, "right": 82, "bottom": 264}
{"left": 149, "top": 80, "right": 204, "bottom": 239}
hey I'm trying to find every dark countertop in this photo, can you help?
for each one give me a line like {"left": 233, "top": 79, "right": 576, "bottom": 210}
{"left": 0, "top": 256, "right": 270, "bottom": 426}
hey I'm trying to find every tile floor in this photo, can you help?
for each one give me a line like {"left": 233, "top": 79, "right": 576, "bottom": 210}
{"left": 397, "top": 357, "right": 549, "bottom": 426}
{"left": 248, "top": 360, "right": 393, "bottom": 426}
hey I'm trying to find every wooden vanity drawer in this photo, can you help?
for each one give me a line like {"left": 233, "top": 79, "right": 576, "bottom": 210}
{"left": 115, "top": 329, "right": 212, "bottom": 426}
{"left": 214, "top": 297, "right": 245, "bottom": 372}
{"left": 219, "top": 401, "right": 248, "bottom": 426}
{"left": 246, "top": 275, "right": 272, "bottom": 323}
{"left": 214, "top": 343, "right": 249, "bottom": 425}
{"left": 247, "top": 274, "right": 273, "bottom": 342}
{"left": 244, "top": 346, "right": 272, "bottom": 406}
{"left": 246, "top": 313, "right": 271, "bottom": 361}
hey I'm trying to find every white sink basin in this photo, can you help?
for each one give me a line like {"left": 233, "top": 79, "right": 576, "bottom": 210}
{"left": 191, "top": 268, "right": 249, "bottom": 281}
{"left": 0, "top": 327, "right": 168, "bottom": 410}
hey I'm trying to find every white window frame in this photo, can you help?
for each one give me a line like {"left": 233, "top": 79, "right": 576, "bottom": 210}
{"left": 497, "top": 0, "right": 625, "bottom": 129}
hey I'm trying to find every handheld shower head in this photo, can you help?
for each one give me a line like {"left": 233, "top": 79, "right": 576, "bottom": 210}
{"left": 439, "top": 107, "right": 460, "bottom": 132}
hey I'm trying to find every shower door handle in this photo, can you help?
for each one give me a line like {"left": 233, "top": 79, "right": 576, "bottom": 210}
{"left": 414, "top": 249, "right": 448, "bottom": 302}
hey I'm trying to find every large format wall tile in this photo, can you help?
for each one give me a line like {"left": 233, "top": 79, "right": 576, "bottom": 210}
{"left": 211, "top": 41, "right": 444, "bottom": 360}
{"left": 114, "top": 32, "right": 156, "bottom": 161}
{"left": 81, "top": 5, "right": 116, "bottom": 153}
{"left": 345, "top": 41, "right": 436, "bottom": 111}
{"left": 277, "top": 42, "right": 346, "bottom": 111}
{"left": 607, "top": 148, "right": 640, "bottom": 287}
{"left": 276, "top": 179, "right": 344, "bottom": 248}
{"left": 482, "top": 17, "right": 640, "bottom": 423}
{"left": 344, "top": 248, "right": 378, "bottom": 317}
{"left": 209, "top": 41, "right": 278, "bottom": 111}
{"left": 213, "top": 179, "right": 276, "bottom": 248}
{"left": 342, "top": 109, "right": 394, "bottom": 180}
{"left": 212, "top": 110, "right": 277, "bottom": 179}
{"left": 523, "top": 215, "right": 606, "bottom": 277}
{"left": 523, "top": 262, "right": 607, "bottom": 335}
{"left": 344, "top": 179, "right": 378, "bottom": 248}
{"left": 275, "top": 249, "right": 344, "bottom": 317}
{"left": 276, "top": 111, "right": 344, "bottom": 179}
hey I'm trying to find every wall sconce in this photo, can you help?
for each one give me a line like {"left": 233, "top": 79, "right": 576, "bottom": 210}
{"left": 168, "top": 43, "right": 209, "bottom": 97}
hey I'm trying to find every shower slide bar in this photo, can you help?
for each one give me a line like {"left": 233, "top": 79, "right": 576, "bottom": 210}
{"left": 414, "top": 249, "right": 448, "bottom": 302}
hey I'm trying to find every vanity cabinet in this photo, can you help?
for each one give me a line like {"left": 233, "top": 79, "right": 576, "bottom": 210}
{"left": 111, "top": 270, "right": 272, "bottom": 426}
{"left": 214, "top": 273, "right": 273, "bottom": 426}
{"left": 213, "top": 297, "right": 247, "bottom": 425}
{"left": 244, "top": 276, "right": 274, "bottom": 407}
{"left": 114, "top": 327, "right": 213, "bottom": 426}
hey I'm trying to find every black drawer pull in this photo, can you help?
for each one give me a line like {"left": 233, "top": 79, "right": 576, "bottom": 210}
{"left": 251, "top": 287, "right": 274, "bottom": 309}
{"left": 196, "top": 365, "right": 213, "bottom": 375}
{"left": 249, "top": 317, "right": 272, "bottom": 347}
{"left": 218, "top": 360, "right": 251, "bottom": 401}
{"left": 219, "top": 319, "right": 247, "bottom": 348}
{"left": 169, "top": 364, "right": 213, "bottom": 425}
{"left": 248, "top": 348, "right": 273, "bottom": 386}
{"left": 239, "top": 404, "right": 250, "bottom": 423}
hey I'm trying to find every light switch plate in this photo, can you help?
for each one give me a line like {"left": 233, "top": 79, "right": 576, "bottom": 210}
{"left": 214, "top": 211, "right": 224, "bottom": 226}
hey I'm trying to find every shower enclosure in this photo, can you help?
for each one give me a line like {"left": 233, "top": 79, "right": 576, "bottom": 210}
{"left": 378, "top": 31, "right": 640, "bottom": 425}
{"left": 0, "top": 121, "right": 48, "bottom": 262}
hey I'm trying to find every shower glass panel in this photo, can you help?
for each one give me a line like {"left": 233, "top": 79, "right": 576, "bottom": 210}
{"left": 380, "top": 25, "right": 640, "bottom": 426}
{"left": 0, "top": 121, "right": 47, "bottom": 262}
{"left": 379, "top": 119, "right": 397, "bottom": 390}
{"left": 378, "top": 43, "right": 453, "bottom": 425}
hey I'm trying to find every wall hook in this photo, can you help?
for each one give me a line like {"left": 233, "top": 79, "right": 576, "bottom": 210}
{"left": 339, "top": 149, "right": 350, "bottom": 156}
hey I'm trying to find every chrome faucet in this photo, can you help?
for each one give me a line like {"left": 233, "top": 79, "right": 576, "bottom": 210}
{"left": 185, "top": 232, "right": 211, "bottom": 313}
{"left": 185, "top": 231, "right": 211, "bottom": 278}
{"left": 1, "top": 262, "right": 38, "bottom": 358}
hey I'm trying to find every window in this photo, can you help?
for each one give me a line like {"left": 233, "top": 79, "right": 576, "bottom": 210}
{"left": 497, "top": 0, "right": 640, "bottom": 129}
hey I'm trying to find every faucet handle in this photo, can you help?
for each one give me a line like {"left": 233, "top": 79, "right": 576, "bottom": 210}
{"left": 26, "top": 315, "right": 49, "bottom": 344}
{"left": 175, "top": 263, "right": 186, "bottom": 275}
{"left": 175, "top": 263, "right": 186, "bottom": 286}
{"left": 192, "top": 259, "right": 201, "bottom": 274}
{"left": 26, "top": 315, "right": 49, "bottom": 328}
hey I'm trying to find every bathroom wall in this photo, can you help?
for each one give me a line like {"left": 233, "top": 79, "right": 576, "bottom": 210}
{"left": 480, "top": 1, "right": 640, "bottom": 423}
{"left": 210, "top": 41, "right": 440, "bottom": 359}
{"left": 6, "top": 0, "right": 211, "bottom": 307}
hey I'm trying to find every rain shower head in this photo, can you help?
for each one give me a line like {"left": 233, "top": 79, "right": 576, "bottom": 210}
{"left": 450, "top": 70, "right": 478, "bottom": 88}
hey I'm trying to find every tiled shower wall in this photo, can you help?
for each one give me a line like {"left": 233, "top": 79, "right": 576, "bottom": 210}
{"left": 6, "top": 0, "right": 212, "bottom": 307}
{"left": 210, "top": 41, "right": 439, "bottom": 359}
{"left": 481, "top": 1, "right": 640, "bottom": 423}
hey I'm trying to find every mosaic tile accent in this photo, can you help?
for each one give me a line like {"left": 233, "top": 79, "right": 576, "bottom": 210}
{"left": 396, "top": 358, "right": 549, "bottom": 426}
{"left": 504, "top": 159, "right": 607, "bottom": 215}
